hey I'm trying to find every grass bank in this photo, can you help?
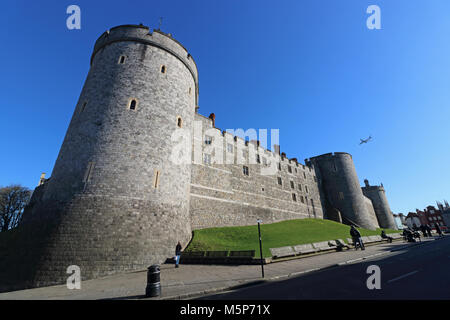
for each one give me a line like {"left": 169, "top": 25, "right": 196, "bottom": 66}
{"left": 185, "top": 219, "right": 401, "bottom": 258}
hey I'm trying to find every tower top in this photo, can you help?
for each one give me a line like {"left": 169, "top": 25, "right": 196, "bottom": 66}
{"left": 91, "top": 24, "right": 199, "bottom": 105}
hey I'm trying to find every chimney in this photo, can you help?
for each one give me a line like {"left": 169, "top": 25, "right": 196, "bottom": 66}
{"left": 209, "top": 113, "right": 215, "bottom": 127}
{"left": 273, "top": 144, "right": 280, "bottom": 155}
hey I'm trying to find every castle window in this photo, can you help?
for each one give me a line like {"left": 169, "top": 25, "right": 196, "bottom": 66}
{"left": 295, "top": 168, "right": 298, "bottom": 173}
{"left": 305, "top": 185, "right": 309, "bottom": 193}
{"left": 80, "top": 102, "right": 87, "bottom": 114}
{"left": 161, "top": 65, "right": 166, "bottom": 73}
{"left": 177, "top": 116, "right": 183, "bottom": 128}
{"left": 128, "top": 98, "right": 138, "bottom": 110}
{"left": 292, "top": 193, "right": 297, "bottom": 202}
{"left": 311, "top": 199, "right": 314, "bottom": 206}
{"left": 203, "top": 154, "right": 211, "bottom": 165}
{"left": 298, "top": 184, "right": 302, "bottom": 191}
{"left": 153, "top": 170, "right": 161, "bottom": 189}
{"left": 278, "top": 163, "right": 281, "bottom": 171}
{"left": 288, "top": 165, "right": 292, "bottom": 173}
{"left": 243, "top": 166, "right": 249, "bottom": 176}
{"left": 256, "top": 154, "right": 261, "bottom": 164}
{"left": 303, "top": 172, "right": 306, "bottom": 179}
{"left": 277, "top": 177, "right": 282, "bottom": 185}
{"left": 83, "top": 162, "right": 95, "bottom": 183}
{"left": 300, "top": 196, "right": 305, "bottom": 203}
{"left": 205, "top": 135, "right": 212, "bottom": 145}
{"left": 118, "top": 55, "right": 126, "bottom": 64}
{"left": 290, "top": 181, "right": 295, "bottom": 189}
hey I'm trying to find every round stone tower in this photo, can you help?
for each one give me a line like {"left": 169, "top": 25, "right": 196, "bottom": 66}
{"left": 308, "top": 152, "right": 377, "bottom": 230}
{"left": 20, "top": 25, "right": 198, "bottom": 285}
{"left": 362, "top": 180, "right": 397, "bottom": 230}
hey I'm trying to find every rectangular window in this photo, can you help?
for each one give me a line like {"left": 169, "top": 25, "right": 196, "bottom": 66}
{"left": 243, "top": 166, "right": 249, "bottom": 176}
{"left": 305, "top": 185, "right": 309, "bottom": 193}
{"left": 153, "top": 169, "right": 161, "bottom": 189}
{"left": 205, "top": 135, "right": 212, "bottom": 145}
{"left": 292, "top": 193, "right": 297, "bottom": 202}
{"left": 277, "top": 177, "right": 282, "bottom": 185}
{"left": 83, "top": 162, "right": 95, "bottom": 183}
{"left": 278, "top": 163, "right": 281, "bottom": 171}
{"left": 203, "top": 154, "right": 211, "bottom": 165}
{"left": 262, "top": 157, "right": 267, "bottom": 166}
{"left": 80, "top": 102, "right": 87, "bottom": 114}
{"left": 256, "top": 154, "right": 261, "bottom": 164}
{"left": 288, "top": 165, "right": 292, "bottom": 173}
{"left": 290, "top": 181, "right": 295, "bottom": 189}
{"left": 303, "top": 172, "right": 306, "bottom": 179}
{"left": 311, "top": 199, "right": 314, "bottom": 206}
{"left": 300, "top": 196, "right": 305, "bottom": 203}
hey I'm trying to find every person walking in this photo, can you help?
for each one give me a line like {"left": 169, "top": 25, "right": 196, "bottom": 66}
{"left": 350, "top": 225, "right": 365, "bottom": 250}
{"left": 381, "top": 229, "right": 393, "bottom": 243}
{"left": 175, "top": 241, "right": 182, "bottom": 268}
{"left": 420, "top": 225, "right": 427, "bottom": 237}
{"left": 435, "top": 224, "right": 443, "bottom": 237}
{"left": 425, "top": 224, "right": 432, "bottom": 237}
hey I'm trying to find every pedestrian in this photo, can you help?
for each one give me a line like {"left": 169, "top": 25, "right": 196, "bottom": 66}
{"left": 420, "top": 225, "right": 427, "bottom": 237}
{"left": 381, "top": 229, "right": 393, "bottom": 243}
{"left": 435, "top": 224, "right": 443, "bottom": 237}
{"left": 175, "top": 241, "right": 182, "bottom": 268}
{"left": 350, "top": 225, "right": 365, "bottom": 250}
{"left": 403, "top": 228, "right": 416, "bottom": 242}
{"left": 425, "top": 224, "right": 432, "bottom": 237}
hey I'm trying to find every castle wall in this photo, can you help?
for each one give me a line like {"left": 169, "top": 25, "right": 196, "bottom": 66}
{"left": 0, "top": 24, "right": 398, "bottom": 291}
{"left": 363, "top": 195, "right": 380, "bottom": 229}
{"left": 189, "top": 114, "right": 324, "bottom": 229}
{"left": 307, "top": 153, "right": 378, "bottom": 230}
{"left": 10, "top": 25, "right": 198, "bottom": 288}
{"left": 362, "top": 184, "right": 397, "bottom": 230}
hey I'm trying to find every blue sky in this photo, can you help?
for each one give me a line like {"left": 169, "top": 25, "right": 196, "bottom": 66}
{"left": 0, "top": 0, "right": 449, "bottom": 214}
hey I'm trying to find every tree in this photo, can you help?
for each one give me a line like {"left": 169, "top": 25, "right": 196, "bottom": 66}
{"left": 0, "top": 185, "right": 32, "bottom": 232}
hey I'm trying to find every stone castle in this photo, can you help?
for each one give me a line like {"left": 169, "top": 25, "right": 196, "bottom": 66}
{"left": 0, "top": 24, "right": 396, "bottom": 290}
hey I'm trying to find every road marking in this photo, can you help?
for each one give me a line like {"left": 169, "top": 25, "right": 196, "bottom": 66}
{"left": 387, "top": 270, "right": 419, "bottom": 283}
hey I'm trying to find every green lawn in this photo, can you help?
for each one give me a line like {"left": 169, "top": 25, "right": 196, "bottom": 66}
{"left": 185, "top": 218, "right": 401, "bottom": 258}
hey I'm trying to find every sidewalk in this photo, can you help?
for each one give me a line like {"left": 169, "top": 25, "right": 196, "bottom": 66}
{"left": 0, "top": 237, "right": 440, "bottom": 300}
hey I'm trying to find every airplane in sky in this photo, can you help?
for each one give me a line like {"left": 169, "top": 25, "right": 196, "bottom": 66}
{"left": 359, "top": 135, "right": 372, "bottom": 145}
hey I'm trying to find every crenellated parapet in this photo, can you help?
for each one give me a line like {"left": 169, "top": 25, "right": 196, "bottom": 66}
{"left": 91, "top": 24, "right": 199, "bottom": 106}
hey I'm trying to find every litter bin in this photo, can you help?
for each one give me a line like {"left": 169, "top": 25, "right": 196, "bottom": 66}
{"left": 145, "top": 264, "right": 161, "bottom": 297}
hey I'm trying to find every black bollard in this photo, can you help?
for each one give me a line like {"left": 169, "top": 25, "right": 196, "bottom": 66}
{"left": 145, "top": 265, "right": 161, "bottom": 297}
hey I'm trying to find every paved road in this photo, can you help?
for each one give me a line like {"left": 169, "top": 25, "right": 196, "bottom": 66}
{"left": 200, "top": 236, "right": 450, "bottom": 300}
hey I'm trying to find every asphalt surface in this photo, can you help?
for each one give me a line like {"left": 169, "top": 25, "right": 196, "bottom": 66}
{"left": 200, "top": 236, "right": 450, "bottom": 300}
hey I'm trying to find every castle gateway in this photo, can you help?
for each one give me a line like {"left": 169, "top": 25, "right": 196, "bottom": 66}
{"left": 0, "top": 25, "right": 396, "bottom": 291}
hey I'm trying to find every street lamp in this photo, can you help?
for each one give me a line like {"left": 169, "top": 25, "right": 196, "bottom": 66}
{"left": 257, "top": 219, "right": 264, "bottom": 278}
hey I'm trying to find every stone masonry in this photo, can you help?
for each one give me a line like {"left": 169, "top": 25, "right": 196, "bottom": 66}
{"left": 0, "top": 24, "right": 396, "bottom": 292}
